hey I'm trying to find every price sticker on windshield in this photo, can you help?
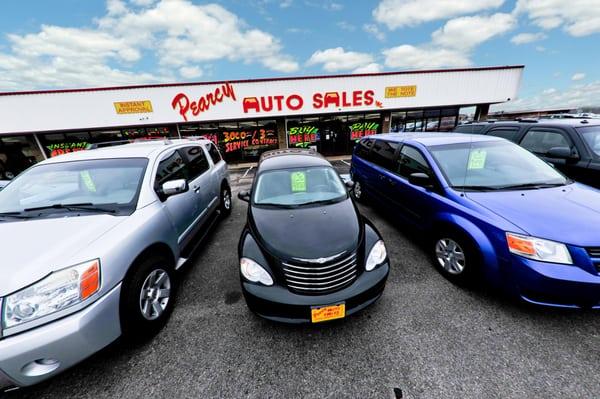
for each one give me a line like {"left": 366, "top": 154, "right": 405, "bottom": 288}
{"left": 290, "top": 171, "right": 307, "bottom": 192}
{"left": 80, "top": 171, "right": 97, "bottom": 192}
{"left": 468, "top": 150, "right": 487, "bottom": 170}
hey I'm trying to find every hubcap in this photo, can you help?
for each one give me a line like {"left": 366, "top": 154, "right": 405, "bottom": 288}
{"left": 223, "top": 189, "right": 231, "bottom": 210}
{"left": 354, "top": 181, "right": 362, "bottom": 199}
{"left": 435, "top": 238, "right": 466, "bottom": 275}
{"left": 139, "top": 269, "right": 171, "bottom": 321}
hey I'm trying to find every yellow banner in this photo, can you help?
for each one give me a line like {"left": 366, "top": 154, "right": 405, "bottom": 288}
{"left": 114, "top": 100, "right": 153, "bottom": 114}
{"left": 385, "top": 85, "right": 417, "bottom": 98}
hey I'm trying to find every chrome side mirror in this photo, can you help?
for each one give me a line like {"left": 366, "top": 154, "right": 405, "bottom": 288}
{"left": 162, "top": 179, "right": 188, "bottom": 198}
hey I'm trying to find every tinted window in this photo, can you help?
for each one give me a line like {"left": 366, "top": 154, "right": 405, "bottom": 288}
{"left": 487, "top": 127, "right": 519, "bottom": 142}
{"left": 520, "top": 129, "right": 570, "bottom": 155}
{"left": 185, "top": 146, "right": 210, "bottom": 180}
{"left": 155, "top": 150, "right": 187, "bottom": 190}
{"left": 0, "top": 135, "right": 45, "bottom": 180}
{"left": 206, "top": 143, "right": 222, "bottom": 164}
{"left": 397, "top": 146, "right": 432, "bottom": 178}
{"left": 355, "top": 139, "right": 373, "bottom": 160}
{"left": 454, "top": 125, "right": 485, "bottom": 134}
{"left": 579, "top": 126, "right": 600, "bottom": 156}
{"left": 370, "top": 140, "right": 399, "bottom": 170}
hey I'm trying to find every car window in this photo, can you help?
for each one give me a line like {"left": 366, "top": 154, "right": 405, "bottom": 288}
{"left": 354, "top": 139, "right": 373, "bottom": 160}
{"left": 184, "top": 146, "right": 210, "bottom": 181}
{"left": 155, "top": 150, "right": 188, "bottom": 190}
{"left": 370, "top": 140, "right": 399, "bottom": 170}
{"left": 578, "top": 126, "right": 600, "bottom": 157}
{"left": 454, "top": 125, "right": 485, "bottom": 134}
{"left": 206, "top": 143, "right": 222, "bottom": 164}
{"left": 487, "top": 127, "right": 519, "bottom": 142}
{"left": 397, "top": 145, "right": 432, "bottom": 178}
{"left": 520, "top": 129, "right": 571, "bottom": 155}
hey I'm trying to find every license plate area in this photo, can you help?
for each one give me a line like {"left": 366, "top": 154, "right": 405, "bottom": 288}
{"left": 311, "top": 303, "right": 345, "bottom": 323}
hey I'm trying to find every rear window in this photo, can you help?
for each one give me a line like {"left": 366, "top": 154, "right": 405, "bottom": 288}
{"left": 578, "top": 126, "right": 600, "bottom": 156}
{"left": 487, "top": 127, "right": 520, "bottom": 142}
{"left": 354, "top": 139, "right": 374, "bottom": 160}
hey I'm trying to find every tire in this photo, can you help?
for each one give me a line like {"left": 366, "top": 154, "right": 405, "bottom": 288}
{"left": 431, "top": 230, "right": 480, "bottom": 286}
{"left": 219, "top": 183, "right": 232, "bottom": 217}
{"left": 120, "top": 255, "right": 177, "bottom": 340}
{"left": 352, "top": 179, "right": 368, "bottom": 203}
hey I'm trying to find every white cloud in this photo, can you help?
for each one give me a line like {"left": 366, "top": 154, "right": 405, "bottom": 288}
{"left": 383, "top": 45, "right": 470, "bottom": 69}
{"left": 431, "top": 13, "right": 516, "bottom": 50}
{"left": 353, "top": 63, "right": 383, "bottom": 74}
{"left": 493, "top": 81, "right": 600, "bottom": 111}
{"left": 363, "top": 24, "right": 385, "bottom": 41}
{"left": 572, "top": 73, "right": 586, "bottom": 81}
{"left": 280, "top": 0, "right": 293, "bottom": 8}
{"left": 373, "top": 0, "right": 504, "bottom": 29}
{"left": 516, "top": 0, "right": 600, "bottom": 36}
{"left": 0, "top": 0, "right": 299, "bottom": 90}
{"left": 510, "top": 32, "right": 547, "bottom": 45}
{"left": 179, "top": 66, "right": 203, "bottom": 79}
{"left": 306, "top": 47, "right": 375, "bottom": 72}
{"left": 337, "top": 21, "right": 356, "bottom": 31}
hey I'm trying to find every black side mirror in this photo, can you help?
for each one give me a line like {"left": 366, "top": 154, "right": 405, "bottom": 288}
{"left": 238, "top": 190, "right": 251, "bottom": 202}
{"left": 345, "top": 180, "right": 355, "bottom": 190}
{"left": 547, "top": 147, "right": 578, "bottom": 160}
{"left": 408, "top": 172, "right": 433, "bottom": 188}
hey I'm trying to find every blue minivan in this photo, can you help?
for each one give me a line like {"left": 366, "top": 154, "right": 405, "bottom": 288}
{"left": 350, "top": 133, "right": 600, "bottom": 308}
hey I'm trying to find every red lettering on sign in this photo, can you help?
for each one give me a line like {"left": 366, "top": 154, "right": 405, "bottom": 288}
{"left": 171, "top": 82, "right": 237, "bottom": 122}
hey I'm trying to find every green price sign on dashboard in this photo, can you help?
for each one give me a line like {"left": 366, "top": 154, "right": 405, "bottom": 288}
{"left": 290, "top": 171, "right": 307, "bottom": 192}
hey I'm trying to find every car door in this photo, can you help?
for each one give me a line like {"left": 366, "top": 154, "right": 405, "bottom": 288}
{"left": 180, "top": 145, "right": 216, "bottom": 227}
{"left": 351, "top": 138, "right": 378, "bottom": 197}
{"left": 366, "top": 139, "right": 401, "bottom": 203}
{"left": 154, "top": 149, "right": 197, "bottom": 248}
{"left": 390, "top": 144, "right": 439, "bottom": 226}
{"left": 205, "top": 141, "right": 227, "bottom": 205}
{"left": 518, "top": 127, "right": 585, "bottom": 179}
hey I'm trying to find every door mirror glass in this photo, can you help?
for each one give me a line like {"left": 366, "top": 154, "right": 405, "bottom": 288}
{"left": 408, "top": 172, "right": 433, "bottom": 188}
{"left": 547, "top": 146, "right": 578, "bottom": 160}
{"left": 238, "top": 190, "right": 251, "bottom": 202}
{"left": 162, "top": 179, "right": 188, "bottom": 198}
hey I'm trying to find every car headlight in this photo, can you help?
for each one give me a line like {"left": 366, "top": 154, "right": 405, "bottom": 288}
{"left": 506, "top": 233, "right": 572, "bottom": 264}
{"left": 3, "top": 259, "right": 100, "bottom": 329}
{"left": 366, "top": 240, "right": 387, "bottom": 271}
{"left": 240, "top": 258, "right": 273, "bottom": 286}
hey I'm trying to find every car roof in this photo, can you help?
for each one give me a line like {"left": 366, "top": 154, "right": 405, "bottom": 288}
{"left": 258, "top": 148, "right": 331, "bottom": 171}
{"left": 459, "top": 118, "right": 600, "bottom": 128}
{"left": 373, "top": 132, "right": 503, "bottom": 147}
{"left": 41, "top": 138, "right": 212, "bottom": 164}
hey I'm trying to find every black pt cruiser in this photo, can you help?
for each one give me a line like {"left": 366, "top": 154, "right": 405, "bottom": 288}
{"left": 237, "top": 149, "right": 389, "bottom": 323}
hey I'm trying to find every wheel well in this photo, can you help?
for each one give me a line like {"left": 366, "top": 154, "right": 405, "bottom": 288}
{"left": 221, "top": 179, "right": 230, "bottom": 190}
{"left": 430, "top": 221, "right": 482, "bottom": 259}
{"left": 125, "top": 243, "right": 176, "bottom": 281}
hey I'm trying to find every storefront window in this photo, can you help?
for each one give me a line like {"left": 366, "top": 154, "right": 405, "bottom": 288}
{"left": 390, "top": 112, "right": 406, "bottom": 132}
{"left": 424, "top": 109, "right": 441, "bottom": 131}
{"left": 0, "top": 135, "right": 45, "bottom": 180}
{"left": 287, "top": 117, "right": 320, "bottom": 149}
{"left": 405, "top": 111, "right": 424, "bottom": 132}
{"left": 218, "top": 120, "right": 278, "bottom": 162}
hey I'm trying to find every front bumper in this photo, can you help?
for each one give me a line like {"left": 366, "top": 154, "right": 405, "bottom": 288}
{"left": 242, "top": 263, "right": 389, "bottom": 323}
{"left": 0, "top": 284, "right": 122, "bottom": 390}
{"left": 509, "top": 256, "right": 600, "bottom": 308}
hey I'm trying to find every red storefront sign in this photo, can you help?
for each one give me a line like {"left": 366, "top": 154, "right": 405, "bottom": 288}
{"left": 171, "top": 82, "right": 236, "bottom": 122}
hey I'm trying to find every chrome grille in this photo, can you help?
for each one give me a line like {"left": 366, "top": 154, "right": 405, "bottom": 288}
{"left": 587, "top": 247, "right": 600, "bottom": 258}
{"left": 282, "top": 252, "right": 358, "bottom": 294}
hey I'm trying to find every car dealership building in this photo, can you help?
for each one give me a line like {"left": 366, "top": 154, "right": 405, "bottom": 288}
{"left": 0, "top": 65, "right": 523, "bottom": 179}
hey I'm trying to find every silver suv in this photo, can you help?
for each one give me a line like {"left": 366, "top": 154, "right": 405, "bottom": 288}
{"left": 0, "top": 138, "right": 231, "bottom": 391}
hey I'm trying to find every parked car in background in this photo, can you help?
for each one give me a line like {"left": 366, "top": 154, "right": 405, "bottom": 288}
{"left": 237, "top": 149, "right": 389, "bottom": 324}
{"left": 0, "top": 138, "right": 231, "bottom": 391}
{"left": 454, "top": 119, "right": 600, "bottom": 188}
{"left": 351, "top": 133, "right": 600, "bottom": 308}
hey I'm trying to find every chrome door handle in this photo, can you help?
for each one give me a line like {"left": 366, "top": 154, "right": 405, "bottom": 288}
{"left": 193, "top": 186, "right": 201, "bottom": 193}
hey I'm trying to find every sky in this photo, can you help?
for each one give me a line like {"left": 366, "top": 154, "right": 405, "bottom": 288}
{"left": 0, "top": 0, "right": 598, "bottom": 112}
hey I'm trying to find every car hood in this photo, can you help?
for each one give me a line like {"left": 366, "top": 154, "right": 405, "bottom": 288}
{"left": 466, "top": 183, "right": 600, "bottom": 246}
{"left": 250, "top": 198, "right": 361, "bottom": 260}
{"left": 0, "top": 215, "right": 126, "bottom": 296}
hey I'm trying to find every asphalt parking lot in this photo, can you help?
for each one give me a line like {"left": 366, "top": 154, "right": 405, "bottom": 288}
{"left": 9, "top": 160, "right": 600, "bottom": 399}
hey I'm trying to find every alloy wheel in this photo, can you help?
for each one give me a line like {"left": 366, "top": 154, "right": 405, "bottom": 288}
{"left": 354, "top": 181, "right": 362, "bottom": 199}
{"left": 435, "top": 238, "right": 466, "bottom": 275}
{"left": 139, "top": 269, "right": 172, "bottom": 321}
{"left": 223, "top": 189, "right": 232, "bottom": 210}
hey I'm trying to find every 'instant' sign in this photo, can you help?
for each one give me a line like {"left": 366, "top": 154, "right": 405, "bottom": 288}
{"left": 114, "top": 100, "right": 154, "bottom": 114}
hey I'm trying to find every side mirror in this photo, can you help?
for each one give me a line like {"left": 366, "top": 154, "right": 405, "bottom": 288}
{"left": 547, "top": 147, "right": 578, "bottom": 160}
{"left": 161, "top": 179, "right": 188, "bottom": 199}
{"left": 345, "top": 180, "right": 355, "bottom": 190}
{"left": 238, "top": 190, "right": 251, "bottom": 203}
{"left": 408, "top": 172, "right": 433, "bottom": 188}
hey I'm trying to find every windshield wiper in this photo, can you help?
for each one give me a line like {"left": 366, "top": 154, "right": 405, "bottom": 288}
{"left": 24, "top": 203, "right": 118, "bottom": 214}
{"left": 0, "top": 212, "right": 34, "bottom": 219}
{"left": 497, "top": 182, "right": 566, "bottom": 190}
{"left": 452, "top": 185, "right": 502, "bottom": 192}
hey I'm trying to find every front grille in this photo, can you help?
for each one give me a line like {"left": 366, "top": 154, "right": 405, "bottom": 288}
{"left": 587, "top": 247, "right": 600, "bottom": 258}
{"left": 282, "top": 252, "right": 358, "bottom": 295}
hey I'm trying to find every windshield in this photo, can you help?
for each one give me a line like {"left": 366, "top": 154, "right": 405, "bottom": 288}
{"left": 579, "top": 126, "right": 600, "bottom": 156}
{"left": 0, "top": 158, "right": 148, "bottom": 215}
{"left": 253, "top": 166, "right": 347, "bottom": 207}
{"left": 429, "top": 140, "right": 568, "bottom": 190}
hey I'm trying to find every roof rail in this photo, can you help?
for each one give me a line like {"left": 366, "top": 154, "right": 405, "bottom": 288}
{"left": 86, "top": 137, "right": 173, "bottom": 150}
{"left": 259, "top": 148, "right": 319, "bottom": 162}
